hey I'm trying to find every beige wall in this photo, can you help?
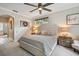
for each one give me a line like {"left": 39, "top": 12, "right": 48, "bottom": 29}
{"left": 48, "top": 6, "right": 79, "bottom": 38}
{"left": 37, "top": 6, "right": 79, "bottom": 38}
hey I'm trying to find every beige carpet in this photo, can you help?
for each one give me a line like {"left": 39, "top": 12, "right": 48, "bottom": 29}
{"left": 1, "top": 45, "right": 78, "bottom": 56}
{"left": 3, "top": 46, "right": 32, "bottom": 56}
{"left": 0, "top": 41, "right": 78, "bottom": 56}
{"left": 0, "top": 41, "right": 32, "bottom": 56}
{"left": 51, "top": 45, "right": 78, "bottom": 56}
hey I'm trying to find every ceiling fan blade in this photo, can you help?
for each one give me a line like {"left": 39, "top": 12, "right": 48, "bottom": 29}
{"left": 39, "top": 10, "right": 42, "bottom": 14}
{"left": 30, "top": 8, "right": 38, "bottom": 12}
{"left": 43, "top": 3, "right": 54, "bottom": 7}
{"left": 24, "top": 3, "right": 37, "bottom": 7}
{"left": 43, "top": 8, "right": 52, "bottom": 12}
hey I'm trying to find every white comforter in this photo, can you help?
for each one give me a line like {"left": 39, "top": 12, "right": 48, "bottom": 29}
{"left": 0, "top": 36, "right": 8, "bottom": 47}
{"left": 24, "top": 35, "right": 57, "bottom": 56}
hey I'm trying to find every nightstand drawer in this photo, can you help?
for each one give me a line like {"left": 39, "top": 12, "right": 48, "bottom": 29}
{"left": 57, "top": 36, "right": 73, "bottom": 48}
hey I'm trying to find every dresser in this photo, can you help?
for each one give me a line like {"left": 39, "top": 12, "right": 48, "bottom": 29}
{"left": 57, "top": 36, "right": 73, "bottom": 48}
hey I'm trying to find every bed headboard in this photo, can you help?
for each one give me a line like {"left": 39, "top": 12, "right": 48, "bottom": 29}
{"left": 48, "top": 24, "right": 58, "bottom": 36}
{"left": 40, "top": 24, "right": 58, "bottom": 36}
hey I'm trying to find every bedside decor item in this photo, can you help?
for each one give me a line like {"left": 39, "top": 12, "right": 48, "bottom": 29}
{"left": 66, "top": 13, "right": 79, "bottom": 25}
{"left": 31, "top": 24, "right": 41, "bottom": 34}
{"left": 58, "top": 24, "right": 71, "bottom": 37}
{"left": 20, "top": 21, "right": 28, "bottom": 27}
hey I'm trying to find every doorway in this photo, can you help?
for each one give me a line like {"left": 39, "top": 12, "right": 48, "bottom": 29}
{"left": 0, "top": 15, "right": 14, "bottom": 41}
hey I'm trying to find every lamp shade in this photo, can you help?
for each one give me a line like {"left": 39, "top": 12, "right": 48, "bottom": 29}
{"left": 58, "top": 24, "right": 70, "bottom": 36}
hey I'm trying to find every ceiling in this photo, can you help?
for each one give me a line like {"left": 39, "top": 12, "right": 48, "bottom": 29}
{"left": 0, "top": 3, "right": 79, "bottom": 19}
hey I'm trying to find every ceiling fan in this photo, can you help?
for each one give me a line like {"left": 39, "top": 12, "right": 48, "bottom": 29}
{"left": 24, "top": 3, "right": 54, "bottom": 14}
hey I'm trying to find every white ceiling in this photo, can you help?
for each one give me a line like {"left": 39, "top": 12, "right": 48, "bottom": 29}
{"left": 0, "top": 3, "right": 79, "bottom": 19}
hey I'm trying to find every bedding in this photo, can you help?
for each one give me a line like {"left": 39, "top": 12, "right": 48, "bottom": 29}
{"left": 19, "top": 35, "right": 57, "bottom": 56}
{"left": 19, "top": 39, "right": 45, "bottom": 56}
{"left": 0, "top": 35, "right": 8, "bottom": 47}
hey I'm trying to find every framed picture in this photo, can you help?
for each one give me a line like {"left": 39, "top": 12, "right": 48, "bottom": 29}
{"left": 20, "top": 21, "right": 28, "bottom": 27}
{"left": 66, "top": 13, "right": 79, "bottom": 25}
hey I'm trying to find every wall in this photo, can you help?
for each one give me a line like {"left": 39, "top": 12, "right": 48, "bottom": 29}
{"left": 0, "top": 7, "right": 31, "bottom": 41}
{"left": 48, "top": 6, "right": 79, "bottom": 38}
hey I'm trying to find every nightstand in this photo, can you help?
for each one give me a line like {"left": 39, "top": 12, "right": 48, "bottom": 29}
{"left": 57, "top": 36, "right": 73, "bottom": 48}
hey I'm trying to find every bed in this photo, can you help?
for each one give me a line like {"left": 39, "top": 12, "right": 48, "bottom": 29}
{"left": 18, "top": 24, "right": 58, "bottom": 56}
{"left": 18, "top": 35, "right": 57, "bottom": 56}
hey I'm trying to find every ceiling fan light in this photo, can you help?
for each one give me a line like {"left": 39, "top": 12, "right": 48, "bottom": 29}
{"left": 38, "top": 8, "right": 42, "bottom": 10}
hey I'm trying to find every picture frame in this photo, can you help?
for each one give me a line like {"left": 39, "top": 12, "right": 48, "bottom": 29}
{"left": 20, "top": 21, "right": 28, "bottom": 27}
{"left": 66, "top": 13, "right": 79, "bottom": 25}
